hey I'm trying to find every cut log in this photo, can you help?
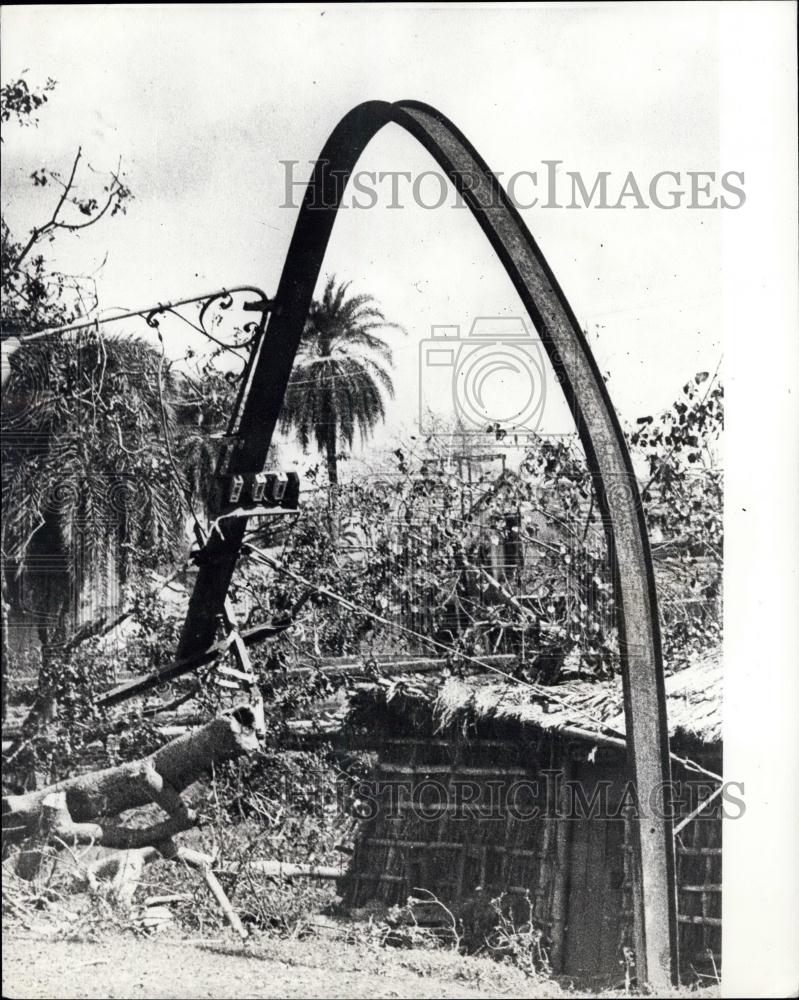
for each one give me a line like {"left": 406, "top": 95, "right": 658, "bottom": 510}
{"left": 2, "top": 695, "right": 344, "bottom": 934}
{"left": 2, "top": 701, "right": 265, "bottom": 852}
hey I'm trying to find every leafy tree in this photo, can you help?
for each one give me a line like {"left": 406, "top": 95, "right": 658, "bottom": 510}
{"left": 631, "top": 370, "right": 723, "bottom": 665}
{"left": 240, "top": 373, "right": 722, "bottom": 683}
{"left": 279, "top": 276, "right": 401, "bottom": 485}
{"left": 1, "top": 75, "right": 131, "bottom": 335}
{"left": 0, "top": 75, "right": 56, "bottom": 132}
{"left": 0, "top": 76, "right": 175, "bottom": 723}
{"left": 2, "top": 332, "right": 189, "bottom": 722}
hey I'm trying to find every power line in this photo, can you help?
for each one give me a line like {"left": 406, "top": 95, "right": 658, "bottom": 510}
{"left": 241, "top": 540, "right": 721, "bottom": 784}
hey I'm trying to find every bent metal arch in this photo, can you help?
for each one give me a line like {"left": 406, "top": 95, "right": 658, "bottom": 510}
{"left": 177, "top": 100, "right": 678, "bottom": 985}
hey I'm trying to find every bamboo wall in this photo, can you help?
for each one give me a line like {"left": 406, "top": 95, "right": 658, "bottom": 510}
{"left": 343, "top": 715, "right": 722, "bottom": 984}
{"left": 674, "top": 789, "right": 722, "bottom": 978}
{"left": 345, "top": 732, "right": 563, "bottom": 917}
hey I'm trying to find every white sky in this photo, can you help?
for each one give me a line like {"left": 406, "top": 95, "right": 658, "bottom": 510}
{"left": 2, "top": 2, "right": 726, "bottom": 466}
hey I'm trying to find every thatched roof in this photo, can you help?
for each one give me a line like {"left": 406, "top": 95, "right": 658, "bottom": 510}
{"left": 362, "top": 648, "right": 722, "bottom": 747}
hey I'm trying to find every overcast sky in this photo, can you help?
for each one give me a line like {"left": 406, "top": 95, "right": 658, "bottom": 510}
{"left": 2, "top": 2, "right": 729, "bottom": 465}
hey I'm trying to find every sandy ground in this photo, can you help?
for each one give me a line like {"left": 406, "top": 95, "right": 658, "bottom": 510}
{"left": 2, "top": 928, "right": 548, "bottom": 1000}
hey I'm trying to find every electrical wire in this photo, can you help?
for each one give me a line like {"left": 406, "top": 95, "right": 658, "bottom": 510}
{"left": 241, "top": 539, "right": 722, "bottom": 784}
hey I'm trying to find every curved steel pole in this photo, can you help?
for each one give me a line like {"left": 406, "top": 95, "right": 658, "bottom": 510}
{"left": 177, "top": 99, "right": 677, "bottom": 985}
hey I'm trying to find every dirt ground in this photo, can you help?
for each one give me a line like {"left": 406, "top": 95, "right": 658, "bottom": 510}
{"left": 2, "top": 921, "right": 724, "bottom": 1000}
{"left": 1, "top": 927, "right": 555, "bottom": 1000}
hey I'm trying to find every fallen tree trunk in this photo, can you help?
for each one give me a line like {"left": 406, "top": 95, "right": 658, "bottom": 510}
{"left": 1, "top": 698, "right": 349, "bottom": 938}
{"left": 2, "top": 701, "right": 265, "bottom": 852}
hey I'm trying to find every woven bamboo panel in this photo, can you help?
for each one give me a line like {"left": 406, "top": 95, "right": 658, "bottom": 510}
{"left": 343, "top": 729, "right": 722, "bottom": 982}
{"left": 674, "top": 791, "right": 722, "bottom": 975}
{"left": 344, "top": 733, "right": 560, "bottom": 932}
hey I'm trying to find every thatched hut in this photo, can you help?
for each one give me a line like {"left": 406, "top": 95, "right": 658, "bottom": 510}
{"left": 341, "top": 652, "right": 722, "bottom": 986}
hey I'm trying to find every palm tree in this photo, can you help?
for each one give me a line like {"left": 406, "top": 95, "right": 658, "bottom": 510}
{"left": 1, "top": 332, "right": 187, "bottom": 721}
{"left": 279, "top": 276, "right": 401, "bottom": 485}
